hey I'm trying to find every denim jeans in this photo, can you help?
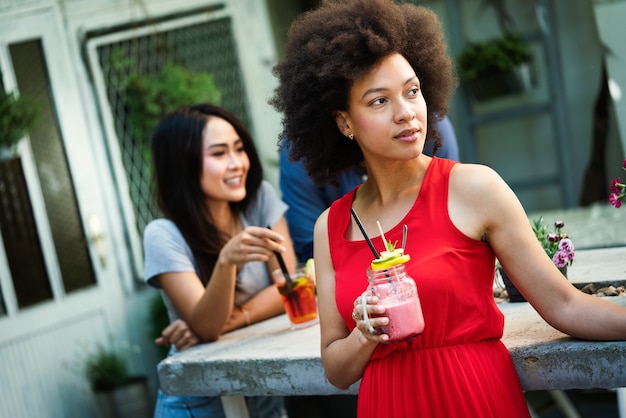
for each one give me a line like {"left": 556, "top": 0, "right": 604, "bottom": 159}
{"left": 153, "top": 390, "right": 286, "bottom": 418}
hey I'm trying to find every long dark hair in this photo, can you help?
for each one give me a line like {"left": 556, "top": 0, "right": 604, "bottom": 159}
{"left": 150, "top": 103, "right": 263, "bottom": 283}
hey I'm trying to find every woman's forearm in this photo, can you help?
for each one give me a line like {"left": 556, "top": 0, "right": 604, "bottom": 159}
{"left": 322, "top": 328, "right": 378, "bottom": 390}
{"left": 221, "top": 284, "right": 284, "bottom": 334}
{"left": 240, "top": 284, "right": 285, "bottom": 324}
{"left": 191, "top": 261, "right": 238, "bottom": 341}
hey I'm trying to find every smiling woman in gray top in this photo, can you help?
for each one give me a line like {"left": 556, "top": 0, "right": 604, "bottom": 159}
{"left": 143, "top": 103, "right": 296, "bottom": 418}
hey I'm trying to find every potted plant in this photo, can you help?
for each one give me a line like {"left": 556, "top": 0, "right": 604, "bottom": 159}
{"left": 113, "top": 59, "right": 223, "bottom": 227}
{"left": 456, "top": 33, "right": 535, "bottom": 102}
{"left": 84, "top": 342, "right": 151, "bottom": 418}
{"left": 531, "top": 217, "right": 576, "bottom": 275}
{"left": 497, "top": 217, "right": 575, "bottom": 302}
{"left": 123, "top": 62, "right": 222, "bottom": 165}
{"left": 0, "top": 90, "right": 38, "bottom": 158}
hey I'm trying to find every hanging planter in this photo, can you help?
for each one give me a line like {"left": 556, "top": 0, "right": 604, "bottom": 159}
{"left": 122, "top": 62, "right": 222, "bottom": 166}
{"left": 463, "top": 61, "right": 536, "bottom": 102}
{"left": 457, "top": 33, "right": 536, "bottom": 102}
{"left": 0, "top": 90, "right": 38, "bottom": 159}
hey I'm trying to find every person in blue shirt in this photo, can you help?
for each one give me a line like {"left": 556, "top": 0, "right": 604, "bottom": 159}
{"left": 280, "top": 116, "right": 459, "bottom": 262}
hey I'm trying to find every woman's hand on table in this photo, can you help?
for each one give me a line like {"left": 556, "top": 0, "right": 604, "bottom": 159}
{"left": 156, "top": 319, "right": 202, "bottom": 351}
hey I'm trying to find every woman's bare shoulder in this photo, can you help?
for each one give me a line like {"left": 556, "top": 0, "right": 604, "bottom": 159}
{"left": 448, "top": 163, "right": 523, "bottom": 239}
{"left": 450, "top": 162, "right": 510, "bottom": 199}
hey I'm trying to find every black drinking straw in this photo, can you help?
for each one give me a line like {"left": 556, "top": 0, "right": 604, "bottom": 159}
{"left": 267, "top": 226, "right": 302, "bottom": 315}
{"left": 274, "top": 249, "right": 293, "bottom": 286}
{"left": 350, "top": 208, "right": 380, "bottom": 258}
{"left": 266, "top": 226, "right": 292, "bottom": 285}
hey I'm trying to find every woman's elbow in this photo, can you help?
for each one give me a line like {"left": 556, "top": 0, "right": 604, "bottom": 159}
{"left": 325, "top": 372, "right": 359, "bottom": 391}
{"left": 328, "top": 378, "right": 353, "bottom": 391}
{"left": 200, "top": 332, "right": 219, "bottom": 343}
{"left": 322, "top": 361, "right": 360, "bottom": 390}
{"left": 191, "top": 320, "right": 221, "bottom": 342}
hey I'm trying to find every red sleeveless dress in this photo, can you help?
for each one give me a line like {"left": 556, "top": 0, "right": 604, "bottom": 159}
{"left": 327, "top": 158, "right": 530, "bottom": 417}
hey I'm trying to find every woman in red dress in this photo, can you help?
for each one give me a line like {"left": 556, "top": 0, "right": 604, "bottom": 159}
{"left": 271, "top": 1, "right": 626, "bottom": 417}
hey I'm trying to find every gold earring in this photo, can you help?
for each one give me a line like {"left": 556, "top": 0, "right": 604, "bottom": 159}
{"left": 348, "top": 133, "right": 354, "bottom": 140}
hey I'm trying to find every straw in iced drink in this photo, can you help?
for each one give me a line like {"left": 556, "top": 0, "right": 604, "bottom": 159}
{"left": 365, "top": 223, "right": 424, "bottom": 342}
{"left": 273, "top": 259, "right": 318, "bottom": 329}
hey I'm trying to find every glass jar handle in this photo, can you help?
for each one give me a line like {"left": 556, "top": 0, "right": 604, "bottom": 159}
{"left": 361, "top": 294, "right": 376, "bottom": 334}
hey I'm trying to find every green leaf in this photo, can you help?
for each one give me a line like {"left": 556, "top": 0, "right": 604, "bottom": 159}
{"left": 124, "top": 63, "right": 223, "bottom": 158}
{"left": 84, "top": 343, "right": 129, "bottom": 391}
{"left": 0, "top": 91, "right": 39, "bottom": 149}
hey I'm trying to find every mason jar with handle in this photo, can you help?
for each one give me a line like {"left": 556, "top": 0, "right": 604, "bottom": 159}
{"left": 365, "top": 263, "right": 424, "bottom": 343}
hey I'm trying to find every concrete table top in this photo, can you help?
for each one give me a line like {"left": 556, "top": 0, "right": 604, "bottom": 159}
{"left": 500, "top": 297, "right": 626, "bottom": 391}
{"left": 158, "top": 248, "right": 626, "bottom": 397}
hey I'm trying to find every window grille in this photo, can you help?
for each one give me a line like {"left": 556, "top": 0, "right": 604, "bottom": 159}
{"left": 91, "top": 13, "right": 251, "bottom": 236}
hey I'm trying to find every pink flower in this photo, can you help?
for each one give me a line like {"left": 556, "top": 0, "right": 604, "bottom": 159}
{"left": 558, "top": 238, "right": 575, "bottom": 261}
{"left": 610, "top": 178, "right": 621, "bottom": 194}
{"left": 552, "top": 251, "right": 569, "bottom": 268}
{"left": 547, "top": 233, "right": 560, "bottom": 243}
{"left": 608, "top": 159, "right": 626, "bottom": 208}
{"left": 532, "top": 217, "right": 575, "bottom": 269}
{"left": 610, "top": 193, "right": 623, "bottom": 208}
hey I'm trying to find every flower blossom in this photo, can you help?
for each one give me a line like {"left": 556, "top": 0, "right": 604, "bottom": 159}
{"left": 608, "top": 159, "right": 626, "bottom": 208}
{"left": 558, "top": 238, "right": 575, "bottom": 261}
{"left": 532, "top": 217, "right": 575, "bottom": 270}
{"left": 552, "top": 251, "right": 570, "bottom": 268}
{"left": 547, "top": 233, "right": 560, "bottom": 243}
{"left": 610, "top": 193, "right": 623, "bottom": 208}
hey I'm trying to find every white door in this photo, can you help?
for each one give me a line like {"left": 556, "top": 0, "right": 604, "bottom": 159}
{"left": 0, "top": 8, "right": 136, "bottom": 418}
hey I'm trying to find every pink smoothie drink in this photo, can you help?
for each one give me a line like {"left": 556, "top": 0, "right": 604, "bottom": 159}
{"left": 379, "top": 298, "right": 424, "bottom": 342}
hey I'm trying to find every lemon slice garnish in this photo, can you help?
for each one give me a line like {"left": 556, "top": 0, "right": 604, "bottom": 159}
{"left": 305, "top": 258, "right": 316, "bottom": 285}
{"left": 370, "top": 254, "right": 411, "bottom": 270}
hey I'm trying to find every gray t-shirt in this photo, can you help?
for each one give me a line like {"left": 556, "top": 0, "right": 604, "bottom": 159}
{"left": 143, "top": 180, "right": 288, "bottom": 323}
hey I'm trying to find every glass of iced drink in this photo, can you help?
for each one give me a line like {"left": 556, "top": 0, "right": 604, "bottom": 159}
{"left": 365, "top": 259, "right": 424, "bottom": 343}
{"left": 272, "top": 260, "right": 318, "bottom": 330}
